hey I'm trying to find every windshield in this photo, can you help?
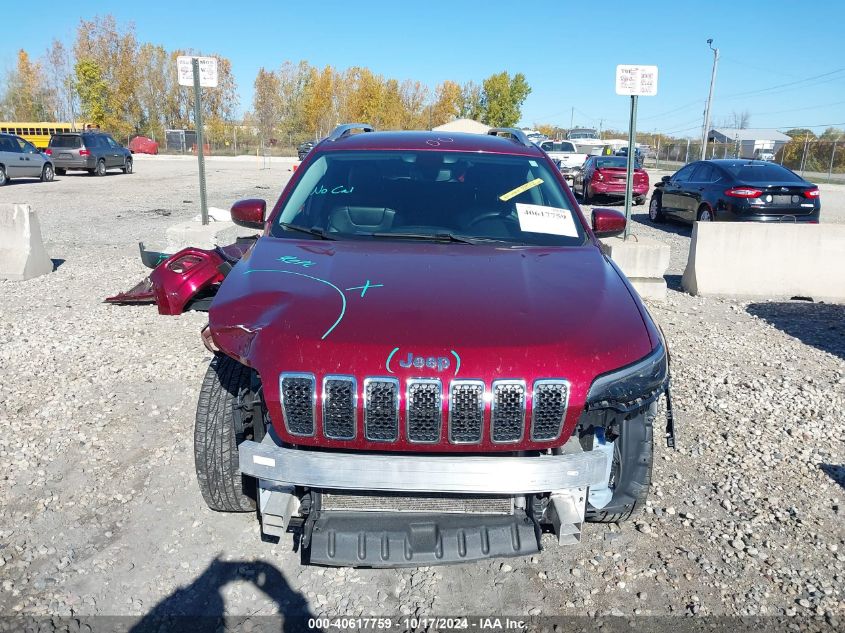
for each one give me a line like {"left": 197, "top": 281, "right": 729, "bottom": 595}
{"left": 720, "top": 162, "right": 802, "bottom": 183}
{"left": 569, "top": 131, "right": 598, "bottom": 140}
{"left": 272, "top": 150, "right": 586, "bottom": 246}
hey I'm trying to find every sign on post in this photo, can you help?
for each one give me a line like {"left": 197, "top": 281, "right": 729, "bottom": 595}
{"left": 177, "top": 56, "right": 219, "bottom": 88}
{"left": 615, "top": 65, "right": 658, "bottom": 239}
{"left": 615, "top": 65, "right": 658, "bottom": 97}
{"left": 177, "top": 56, "right": 218, "bottom": 225}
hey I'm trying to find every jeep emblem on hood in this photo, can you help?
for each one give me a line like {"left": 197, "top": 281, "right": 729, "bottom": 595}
{"left": 386, "top": 347, "right": 460, "bottom": 375}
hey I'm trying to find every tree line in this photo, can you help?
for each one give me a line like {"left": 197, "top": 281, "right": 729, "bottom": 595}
{"left": 251, "top": 62, "right": 530, "bottom": 145}
{"left": 0, "top": 14, "right": 532, "bottom": 151}
{"left": 0, "top": 16, "right": 237, "bottom": 145}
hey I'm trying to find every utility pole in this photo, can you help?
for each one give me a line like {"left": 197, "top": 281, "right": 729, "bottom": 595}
{"left": 701, "top": 39, "right": 719, "bottom": 160}
{"left": 570, "top": 107, "right": 574, "bottom": 130}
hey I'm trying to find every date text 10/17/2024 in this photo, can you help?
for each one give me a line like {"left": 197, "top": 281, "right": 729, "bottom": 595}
{"left": 306, "top": 617, "right": 528, "bottom": 631}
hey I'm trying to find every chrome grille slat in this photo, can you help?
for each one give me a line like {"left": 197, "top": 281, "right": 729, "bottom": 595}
{"left": 280, "top": 373, "right": 316, "bottom": 436}
{"left": 531, "top": 379, "right": 570, "bottom": 441}
{"left": 491, "top": 380, "right": 527, "bottom": 443}
{"left": 322, "top": 376, "right": 357, "bottom": 440}
{"left": 406, "top": 379, "right": 442, "bottom": 443}
{"left": 364, "top": 378, "right": 399, "bottom": 442}
{"left": 449, "top": 380, "right": 484, "bottom": 444}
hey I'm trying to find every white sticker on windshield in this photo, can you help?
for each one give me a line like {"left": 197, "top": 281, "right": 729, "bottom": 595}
{"left": 516, "top": 203, "right": 579, "bottom": 237}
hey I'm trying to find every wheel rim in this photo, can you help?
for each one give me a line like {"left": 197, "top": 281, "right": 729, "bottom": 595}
{"left": 44, "top": 166, "right": 53, "bottom": 181}
{"left": 0, "top": 169, "right": 5, "bottom": 184}
{"left": 126, "top": 160, "right": 132, "bottom": 173}
{"left": 98, "top": 161, "right": 105, "bottom": 175}
{"left": 649, "top": 197, "right": 658, "bottom": 219}
{"left": 699, "top": 208, "right": 712, "bottom": 221}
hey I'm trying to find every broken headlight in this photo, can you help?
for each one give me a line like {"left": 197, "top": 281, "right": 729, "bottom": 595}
{"left": 586, "top": 341, "right": 668, "bottom": 413}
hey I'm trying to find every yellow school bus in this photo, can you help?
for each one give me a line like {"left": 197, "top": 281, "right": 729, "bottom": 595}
{"left": 0, "top": 122, "right": 79, "bottom": 149}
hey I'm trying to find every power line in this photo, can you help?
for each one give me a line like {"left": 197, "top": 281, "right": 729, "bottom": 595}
{"left": 638, "top": 99, "right": 702, "bottom": 121}
{"left": 719, "top": 67, "right": 845, "bottom": 99}
{"left": 753, "top": 99, "right": 845, "bottom": 117}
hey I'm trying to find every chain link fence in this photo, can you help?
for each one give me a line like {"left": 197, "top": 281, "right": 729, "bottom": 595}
{"left": 646, "top": 139, "right": 844, "bottom": 183}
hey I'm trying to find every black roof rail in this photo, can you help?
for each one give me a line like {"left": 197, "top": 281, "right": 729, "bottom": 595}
{"left": 327, "top": 123, "right": 375, "bottom": 141}
{"left": 487, "top": 127, "right": 533, "bottom": 147}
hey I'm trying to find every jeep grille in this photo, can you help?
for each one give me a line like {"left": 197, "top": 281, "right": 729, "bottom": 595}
{"left": 491, "top": 380, "right": 527, "bottom": 443}
{"left": 449, "top": 380, "right": 485, "bottom": 443}
{"left": 280, "top": 373, "right": 316, "bottom": 436}
{"left": 322, "top": 376, "right": 357, "bottom": 440}
{"left": 279, "top": 374, "right": 570, "bottom": 445}
{"left": 364, "top": 378, "right": 400, "bottom": 441}
{"left": 531, "top": 380, "right": 570, "bottom": 441}
{"left": 406, "top": 379, "right": 443, "bottom": 443}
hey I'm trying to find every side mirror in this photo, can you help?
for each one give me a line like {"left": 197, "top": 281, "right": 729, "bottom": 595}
{"left": 591, "top": 208, "right": 626, "bottom": 238}
{"left": 661, "top": 175, "right": 671, "bottom": 183}
{"left": 230, "top": 198, "right": 266, "bottom": 229}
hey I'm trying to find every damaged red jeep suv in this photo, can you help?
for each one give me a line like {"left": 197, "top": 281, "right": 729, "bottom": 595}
{"left": 193, "top": 125, "right": 672, "bottom": 566}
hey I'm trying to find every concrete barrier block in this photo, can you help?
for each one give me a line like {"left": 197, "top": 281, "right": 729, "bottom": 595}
{"left": 166, "top": 219, "right": 240, "bottom": 251}
{"left": 682, "top": 222, "right": 845, "bottom": 302}
{"left": 628, "top": 278, "right": 667, "bottom": 301}
{"left": 0, "top": 203, "right": 53, "bottom": 281}
{"left": 601, "top": 236, "right": 670, "bottom": 301}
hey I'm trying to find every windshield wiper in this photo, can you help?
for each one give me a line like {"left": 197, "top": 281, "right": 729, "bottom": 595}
{"left": 370, "top": 232, "right": 482, "bottom": 245}
{"left": 279, "top": 223, "right": 335, "bottom": 240}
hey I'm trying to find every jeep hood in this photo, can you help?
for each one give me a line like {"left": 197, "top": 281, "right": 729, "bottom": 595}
{"left": 209, "top": 237, "right": 655, "bottom": 450}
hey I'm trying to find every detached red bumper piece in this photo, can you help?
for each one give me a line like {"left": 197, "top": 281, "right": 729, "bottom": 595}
{"left": 106, "top": 239, "right": 255, "bottom": 315}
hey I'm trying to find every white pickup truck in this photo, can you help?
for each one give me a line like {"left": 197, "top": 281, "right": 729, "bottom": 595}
{"left": 537, "top": 140, "right": 589, "bottom": 184}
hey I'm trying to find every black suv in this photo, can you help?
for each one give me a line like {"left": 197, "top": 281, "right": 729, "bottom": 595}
{"left": 47, "top": 132, "right": 133, "bottom": 176}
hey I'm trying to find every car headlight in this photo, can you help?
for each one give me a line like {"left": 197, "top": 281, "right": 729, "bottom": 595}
{"left": 586, "top": 341, "right": 668, "bottom": 412}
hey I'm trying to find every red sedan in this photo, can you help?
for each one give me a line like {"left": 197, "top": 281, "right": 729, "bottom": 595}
{"left": 576, "top": 155, "right": 649, "bottom": 205}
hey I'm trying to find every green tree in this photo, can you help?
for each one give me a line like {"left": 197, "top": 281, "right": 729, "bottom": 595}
{"left": 480, "top": 72, "right": 531, "bottom": 127}
{"left": 74, "top": 59, "right": 109, "bottom": 126}
{"left": 253, "top": 67, "right": 281, "bottom": 142}
{"left": 459, "top": 81, "right": 483, "bottom": 120}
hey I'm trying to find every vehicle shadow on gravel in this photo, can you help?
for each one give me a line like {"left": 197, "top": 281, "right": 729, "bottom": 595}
{"left": 631, "top": 212, "right": 692, "bottom": 237}
{"left": 746, "top": 302, "right": 845, "bottom": 360}
{"left": 129, "top": 557, "right": 313, "bottom": 632}
{"left": 820, "top": 464, "right": 845, "bottom": 490}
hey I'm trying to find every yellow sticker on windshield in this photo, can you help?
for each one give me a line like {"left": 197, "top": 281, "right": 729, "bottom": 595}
{"left": 499, "top": 178, "right": 544, "bottom": 201}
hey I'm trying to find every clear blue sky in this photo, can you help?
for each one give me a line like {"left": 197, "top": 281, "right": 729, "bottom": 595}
{"left": 3, "top": 0, "right": 844, "bottom": 136}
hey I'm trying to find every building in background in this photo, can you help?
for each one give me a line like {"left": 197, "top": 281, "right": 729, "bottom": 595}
{"left": 432, "top": 119, "right": 489, "bottom": 134}
{"left": 708, "top": 128, "right": 792, "bottom": 160}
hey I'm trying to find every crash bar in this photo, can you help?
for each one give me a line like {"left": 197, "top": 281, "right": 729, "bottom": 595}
{"left": 238, "top": 438, "right": 607, "bottom": 494}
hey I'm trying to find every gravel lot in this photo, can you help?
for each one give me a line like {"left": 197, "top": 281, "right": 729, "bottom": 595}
{"left": 0, "top": 157, "right": 843, "bottom": 626}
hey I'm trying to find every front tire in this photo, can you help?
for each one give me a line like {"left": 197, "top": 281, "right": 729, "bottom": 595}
{"left": 585, "top": 402, "right": 655, "bottom": 523}
{"left": 122, "top": 158, "right": 133, "bottom": 174}
{"left": 194, "top": 353, "right": 257, "bottom": 512}
{"left": 41, "top": 164, "right": 54, "bottom": 182}
{"left": 648, "top": 194, "right": 665, "bottom": 223}
{"left": 0, "top": 165, "right": 7, "bottom": 186}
